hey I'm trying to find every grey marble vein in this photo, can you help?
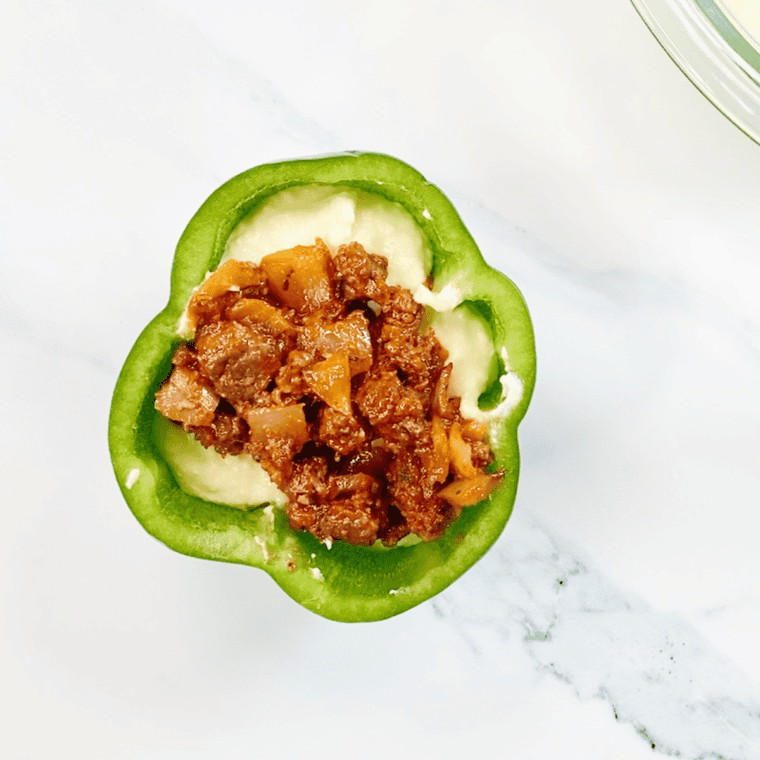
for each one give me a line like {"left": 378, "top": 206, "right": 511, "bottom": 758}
{"left": 436, "top": 508, "right": 760, "bottom": 758}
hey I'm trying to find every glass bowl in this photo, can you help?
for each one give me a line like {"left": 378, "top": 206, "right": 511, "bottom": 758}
{"left": 631, "top": 0, "right": 760, "bottom": 144}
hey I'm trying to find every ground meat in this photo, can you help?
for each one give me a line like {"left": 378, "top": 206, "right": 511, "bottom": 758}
{"left": 287, "top": 456, "right": 330, "bottom": 500}
{"left": 155, "top": 364, "right": 219, "bottom": 428}
{"left": 382, "top": 285, "right": 424, "bottom": 331}
{"left": 318, "top": 406, "right": 366, "bottom": 455}
{"left": 377, "top": 506, "right": 412, "bottom": 546}
{"left": 340, "top": 440, "right": 394, "bottom": 479}
{"left": 190, "top": 408, "right": 249, "bottom": 456}
{"left": 195, "top": 320, "right": 290, "bottom": 403}
{"left": 378, "top": 322, "right": 427, "bottom": 379}
{"left": 243, "top": 404, "right": 309, "bottom": 485}
{"left": 155, "top": 240, "right": 502, "bottom": 546}
{"left": 333, "top": 241, "right": 389, "bottom": 305}
{"left": 355, "top": 370, "right": 404, "bottom": 426}
{"left": 387, "top": 448, "right": 451, "bottom": 541}
{"left": 320, "top": 497, "right": 380, "bottom": 546}
{"left": 285, "top": 467, "right": 383, "bottom": 546}
{"left": 320, "top": 473, "right": 383, "bottom": 546}
{"left": 275, "top": 349, "right": 312, "bottom": 397}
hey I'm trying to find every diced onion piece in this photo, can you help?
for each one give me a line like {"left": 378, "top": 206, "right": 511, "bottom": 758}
{"left": 301, "top": 313, "right": 373, "bottom": 376}
{"left": 448, "top": 421, "right": 479, "bottom": 479}
{"left": 259, "top": 239, "right": 332, "bottom": 314}
{"left": 312, "top": 311, "right": 373, "bottom": 376}
{"left": 420, "top": 415, "right": 449, "bottom": 483}
{"left": 438, "top": 473, "right": 502, "bottom": 509}
{"left": 432, "top": 363, "right": 452, "bottom": 417}
{"left": 460, "top": 418, "right": 488, "bottom": 442}
{"left": 303, "top": 352, "right": 352, "bottom": 416}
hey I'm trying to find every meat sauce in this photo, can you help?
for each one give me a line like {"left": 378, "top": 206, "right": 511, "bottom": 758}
{"left": 155, "top": 240, "right": 502, "bottom": 546}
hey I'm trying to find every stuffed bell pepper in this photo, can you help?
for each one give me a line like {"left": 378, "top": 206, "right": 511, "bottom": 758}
{"left": 108, "top": 152, "right": 535, "bottom": 622}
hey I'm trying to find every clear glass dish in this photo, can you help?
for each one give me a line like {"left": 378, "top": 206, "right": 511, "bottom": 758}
{"left": 631, "top": 0, "right": 760, "bottom": 145}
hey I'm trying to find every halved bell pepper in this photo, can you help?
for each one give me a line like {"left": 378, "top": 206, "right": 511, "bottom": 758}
{"left": 108, "top": 152, "right": 535, "bottom": 622}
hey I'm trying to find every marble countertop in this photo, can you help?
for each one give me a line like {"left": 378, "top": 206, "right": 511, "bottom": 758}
{"left": 3, "top": 1, "right": 760, "bottom": 757}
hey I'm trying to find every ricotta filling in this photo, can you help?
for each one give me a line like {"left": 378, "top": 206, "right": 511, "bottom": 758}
{"left": 155, "top": 414, "right": 288, "bottom": 507}
{"left": 222, "top": 185, "right": 431, "bottom": 293}
{"left": 162, "top": 185, "right": 522, "bottom": 507}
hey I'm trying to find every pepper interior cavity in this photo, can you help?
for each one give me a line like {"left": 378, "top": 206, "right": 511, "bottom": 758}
{"left": 155, "top": 239, "right": 503, "bottom": 547}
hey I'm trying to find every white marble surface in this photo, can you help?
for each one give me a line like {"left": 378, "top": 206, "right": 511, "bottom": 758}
{"left": 3, "top": 1, "right": 760, "bottom": 757}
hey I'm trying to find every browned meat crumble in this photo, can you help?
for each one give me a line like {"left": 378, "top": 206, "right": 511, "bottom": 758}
{"left": 155, "top": 239, "right": 502, "bottom": 546}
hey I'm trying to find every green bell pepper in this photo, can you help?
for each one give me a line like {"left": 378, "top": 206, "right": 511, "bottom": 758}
{"left": 108, "top": 152, "right": 535, "bottom": 622}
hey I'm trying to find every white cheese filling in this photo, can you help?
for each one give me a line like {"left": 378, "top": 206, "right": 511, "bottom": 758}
{"left": 222, "top": 185, "right": 431, "bottom": 293}
{"left": 162, "top": 185, "right": 522, "bottom": 507}
{"left": 155, "top": 414, "right": 288, "bottom": 507}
